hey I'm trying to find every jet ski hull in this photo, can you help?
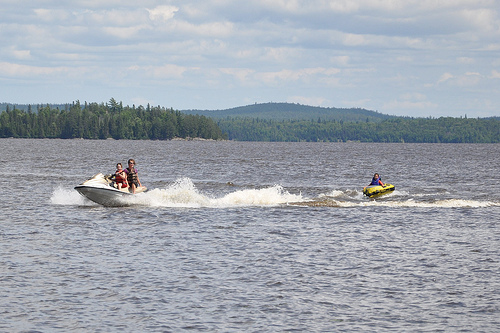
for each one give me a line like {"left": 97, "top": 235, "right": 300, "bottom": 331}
{"left": 74, "top": 185, "right": 133, "bottom": 207}
{"left": 74, "top": 173, "right": 147, "bottom": 206}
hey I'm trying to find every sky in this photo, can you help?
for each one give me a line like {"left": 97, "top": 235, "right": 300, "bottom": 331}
{"left": 1, "top": 0, "right": 500, "bottom": 118}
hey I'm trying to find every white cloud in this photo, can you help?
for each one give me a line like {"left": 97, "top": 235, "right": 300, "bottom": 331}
{"left": 128, "top": 64, "right": 189, "bottom": 79}
{"left": 147, "top": 5, "right": 178, "bottom": 22}
{"left": 342, "top": 33, "right": 367, "bottom": 46}
{"left": 383, "top": 93, "right": 438, "bottom": 112}
{"left": 0, "top": 0, "right": 499, "bottom": 117}
{"left": 438, "top": 73, "right": 455, "bottom": 84}
{"left": 256, "top": 67, "right": 340, "bottom": 85}
{"left": 289, "top": 96, "right": 328, "bottom": 106}
{"left": 103, "top": 25, "right": 149, "bottom": 39}
{"left": 401, "top": 92, "right": 428, "bottom": 101}
{"left": 34, "top": 8, "right": 71, "bottom": 21}
{"left": 384, "top": 100, "right": 435, "bottom": 111}
{"left": 437, "top": 72, "right": 482, "bottom": 87}
{"left": 490, "top": 70, "right": 500, "bottom": 79}
{"left": 219, "top": 68, "right": 255, "bottom": 82}
{"left": 8, "top": 47, "right": 31, "bottom": 60}
{"left": 0, "top": 61, "right": 87, "bottom": 78}
{"left": 457, "top": 57, "right": 475, "bottom": 64}
{"left": 90, "top": 9, "right": 149, "bottom": 26}
{"left": 458, "top": 8, "right": 499, "bottom": 33}
{"left": 330, "top": 56, "right": 350, "bottom": 66}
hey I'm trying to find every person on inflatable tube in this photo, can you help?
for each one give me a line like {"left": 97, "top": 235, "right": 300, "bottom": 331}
{"left": 369, "top": 173, "right": 384, "bottom": 187}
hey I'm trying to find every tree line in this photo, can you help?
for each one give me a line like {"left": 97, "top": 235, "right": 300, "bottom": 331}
{"left": 1, "top": 99, "right": 499, "bottom": 142}
{"left": 0, "top": 99, "right": 227, "bottom": 140}
{"left": 216, "top": 117, "right": 500, "bottom": 143}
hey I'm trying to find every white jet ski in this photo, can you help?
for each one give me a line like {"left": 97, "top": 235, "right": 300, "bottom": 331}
{"left": 74, "top": 173, "right": 147, "bottom": 207}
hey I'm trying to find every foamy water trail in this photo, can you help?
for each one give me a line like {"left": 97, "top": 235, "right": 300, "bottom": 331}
{"left": 216, "top": 185, "right": 302, "bottom": 207}
{"left": 51, "top": 181, "right": 499, "bottom": 209}
{"left": 386, "top": 199, "right": 499, "bottom": 208}
{"left": 50, "top": 186, "right": 95, "bottom": 206}
{"left": 303, "top": 189, "right": 500, "bottom": 208}
{"left": 136, "top": 178, "right": 212, "bottom": 207}
{"left": 137, "top": 178, "right": 303, "bottom": 208}
{"left": 297, "top": 197, "right": 500, "bottom": 208}
{"left": 51, "top": 178, "right": 304, "bottom": 208}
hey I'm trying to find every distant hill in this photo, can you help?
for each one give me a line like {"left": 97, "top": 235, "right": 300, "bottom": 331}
{"left": 182, "top": 102, "right": 395, "bottom": 122}
{"left": 2, "top": 100, "right": 499, "bottom": 142}
{"left": 3, "top": 101, "right": 394, "bottom": 122}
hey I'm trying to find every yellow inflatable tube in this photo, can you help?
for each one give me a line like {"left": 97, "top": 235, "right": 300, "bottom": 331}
{"left": 363, "top": 184, "right": 395, "bottom": 198}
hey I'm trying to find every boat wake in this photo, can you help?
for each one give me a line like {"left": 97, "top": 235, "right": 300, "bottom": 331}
{"left": 51, "top": 178, "right": 500, "bottom": 209}
{"left": 52, "top": 177, "right": 303, "bottom": 208}
{"left": 294, "top": 189, "right": 500, "bottom": 208}
{"left": 292, "top": 197, "right": 498, "bottom": 208}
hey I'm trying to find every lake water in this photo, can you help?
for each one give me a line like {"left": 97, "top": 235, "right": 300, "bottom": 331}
{"left": 1, "top": 138, "right": 500, "bottom": 332}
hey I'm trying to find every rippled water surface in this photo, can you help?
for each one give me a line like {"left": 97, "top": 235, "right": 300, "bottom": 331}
{"left": 2, "top": 139, "right": 500, "bottom": 332}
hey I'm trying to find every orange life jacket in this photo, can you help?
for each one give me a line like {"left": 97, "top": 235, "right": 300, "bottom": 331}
{"left": 115, "top": 170, "right": 127, "bottom": 184}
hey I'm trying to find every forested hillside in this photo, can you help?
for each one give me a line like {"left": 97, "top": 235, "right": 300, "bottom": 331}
{"left": 183, "top": 102, "right": 394, "bottom": 122}
{"left": 0, "top": 99, "right": 226, "bottom": 140}
{"left": 217, "top": 117, "right": 500, "bottom": 143}
{"left": 1, "top": 100, "right": 498, "bottom": 142}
